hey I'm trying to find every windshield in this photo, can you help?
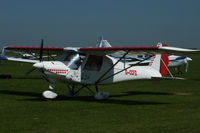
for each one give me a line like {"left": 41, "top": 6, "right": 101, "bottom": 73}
{"left": 58, "top": 51, "right": 77, "bottom": 62}
{"left": 58, "top": 51, "right": 85, "bottom": 70}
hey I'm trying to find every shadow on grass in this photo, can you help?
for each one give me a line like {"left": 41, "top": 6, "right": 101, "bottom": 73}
{"left": 111, "top": 91, "right": 175, "bottom": 98}
{"left": 10, "top": 77, "right": 42, "bottom": 80}
{"left": 0, "top": 90, "right": 41, "bottom": 97}
{"left": 190, "top": 78, "right": 200, "bottom": 81}
{"left": 0, "top": 90, "right": 169, "bottom": 105}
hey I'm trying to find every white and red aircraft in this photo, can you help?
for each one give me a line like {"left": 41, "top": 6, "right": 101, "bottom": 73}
{"left": 0, "top": 39, "right": 199, "bottom": 99}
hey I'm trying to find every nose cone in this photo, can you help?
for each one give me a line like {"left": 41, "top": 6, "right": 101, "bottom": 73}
{"left": 33, "top": 62, "right": 44, "bottom": 69}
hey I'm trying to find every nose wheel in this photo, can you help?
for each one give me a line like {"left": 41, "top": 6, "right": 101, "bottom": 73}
{"left": 42, "top": 83, "right": 58, "bottom": 99}
{"left": 42, "top": 90, "right": 58, "bottom": 99}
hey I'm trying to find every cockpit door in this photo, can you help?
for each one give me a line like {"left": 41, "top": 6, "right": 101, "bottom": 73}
{"left": 81, "top": 55, "right": 114, "bottom": 84}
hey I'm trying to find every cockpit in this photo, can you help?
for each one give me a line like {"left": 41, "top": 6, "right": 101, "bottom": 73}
{"left": 58, "top": 49, "right": 105, "bottom": 71}
{"left": 58, "top": 50, "right": 85, "bottom": 70}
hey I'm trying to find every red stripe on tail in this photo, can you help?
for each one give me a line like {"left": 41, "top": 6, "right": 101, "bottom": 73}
{"left": 160, "top": 55, "right": 169, "bottom": 76}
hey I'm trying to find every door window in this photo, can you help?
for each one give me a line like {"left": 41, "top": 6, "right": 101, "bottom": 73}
{"left": 84, "top": 55, "right": 103, "bottom": 71}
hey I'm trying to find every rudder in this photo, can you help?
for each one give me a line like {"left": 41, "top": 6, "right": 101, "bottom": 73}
{"left": 149, "top": 54, "right": 169, "bottom": 77}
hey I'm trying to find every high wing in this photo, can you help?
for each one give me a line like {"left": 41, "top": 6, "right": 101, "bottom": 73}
{"left": 4, "top": 46, "right": 64, "bottom": 56}
{"left": 0, "top": 56, "right": 39, "bottom": 63}
{"left": 79, "top": 46, "right": 200, "bottom": 55}
{"left": 1, "top": 45, "right": 199, "bottom": 63}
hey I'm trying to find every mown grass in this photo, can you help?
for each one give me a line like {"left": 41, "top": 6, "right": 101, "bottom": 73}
{"left": 0, "top": 54, "right": 200, "bottom": 133}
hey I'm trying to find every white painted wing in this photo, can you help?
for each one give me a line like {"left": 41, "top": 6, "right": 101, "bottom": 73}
{"left": 0, "top": 56, "right": 39, "bottom": 63}
{"left": 1, "top": 46, "right": 64, "bottom": 63}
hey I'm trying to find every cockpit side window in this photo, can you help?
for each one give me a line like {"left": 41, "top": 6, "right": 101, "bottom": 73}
{"left": 67, "top": 53, "right": 86, "bottom": 70}
{"left": 57, "top": 51, "right": 77, "bottom": 62}
{"left": 84, "top": 55, "right": 103, "bottom": 71}
{"left": 58, "top": 51, "right": 86, "bottom": 70}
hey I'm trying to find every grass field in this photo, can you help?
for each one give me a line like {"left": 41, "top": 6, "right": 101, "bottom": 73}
{"left": 0, "top": 55, "right": 200, "bottom": 133}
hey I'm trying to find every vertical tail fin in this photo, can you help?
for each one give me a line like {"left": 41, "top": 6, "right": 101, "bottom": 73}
{"left": 97, "top": 36, "right": 112, "bottom": 48}
{"left": 149, "top": 54, "right": 169, "bottom": 76}
{"left": 98, "top": 35, "right": 104, "bottom": 46}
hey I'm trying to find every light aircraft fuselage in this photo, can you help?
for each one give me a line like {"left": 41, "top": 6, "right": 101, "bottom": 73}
{"left": 34, "top": 51, "right": 162, "bottom": 86}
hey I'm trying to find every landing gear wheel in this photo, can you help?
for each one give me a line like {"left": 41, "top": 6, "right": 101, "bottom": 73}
{"left": 94, "top": 91, "right": 110, "bottom": 100}
{"left": 42, "top": 90, "right": 58, "bottom": 99}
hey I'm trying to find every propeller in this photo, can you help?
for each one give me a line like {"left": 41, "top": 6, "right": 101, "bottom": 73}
{"left": 39, "top": 39, "right": 44, "bottom": 62}
{"left": 26, "top": 39, "right": 44, "bottom": 75}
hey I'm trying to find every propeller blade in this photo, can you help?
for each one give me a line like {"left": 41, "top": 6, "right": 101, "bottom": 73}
{"left": 26, "top": 68, "right": 36, "bottom": 75}
{"left": 39, "top": 39, "right": 44, "bottom": 62}
{"left": 26, "top": 39, "right": 44, "bottom": 75}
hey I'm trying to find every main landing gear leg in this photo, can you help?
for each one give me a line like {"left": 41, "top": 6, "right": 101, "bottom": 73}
{"left": 94, "top": 85, "right": 110, "bottom": 100}
{"left": 66, "top": 84, "right": 79, "bottom": 97}
{"left": 66, "top": 84, "right": 95, "bottom": 97}
{"left": 65, "top": 84, "right": 110, "bottom": 100}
